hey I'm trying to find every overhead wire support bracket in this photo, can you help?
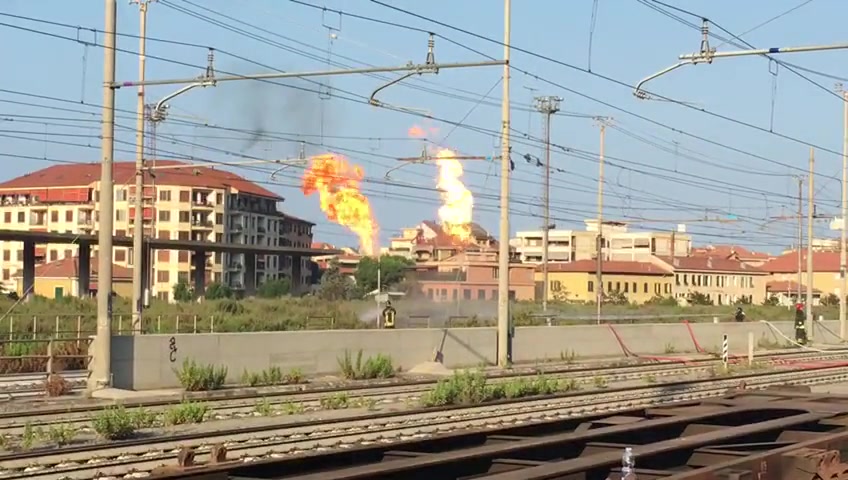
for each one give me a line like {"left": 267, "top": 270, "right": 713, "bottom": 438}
{"left": 370, "top": 33, "right": 441, "bottom": 108}
{"left": 634, "top": 18, "right": 848, "bottom": 100}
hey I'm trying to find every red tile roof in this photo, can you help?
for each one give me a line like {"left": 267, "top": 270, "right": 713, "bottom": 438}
{"left": 656, "top": 255, "right": 765, "bottom": 273}
{"left": 0, "top": 161, "right": 281, "bottom": 200}
{"left": 18, "top": 256, "right": 132, "bottom": 279}
{"left": 762, "top": 250, "right": 841, "bottom": 273}
{"left": 766, "top": 280, "right": 821, "bottom": 294}
{"left": 542, "top": 260, "right": 670, "bottom": 275}
{"left": 693, "top": 244, "right": 771, "bottom": 259}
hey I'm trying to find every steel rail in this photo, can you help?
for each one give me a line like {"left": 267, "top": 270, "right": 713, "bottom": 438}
{"left": 149, "top": 387, "right": 848, "bottom": 480}
{"left": 4, "top": 361, "right": 848, "bottom": 480}
{"left": 0, "top": 360, "right": 731, "bottom": 433}
{"left": 1, "top": 348, "right": 823, "bottom": 420}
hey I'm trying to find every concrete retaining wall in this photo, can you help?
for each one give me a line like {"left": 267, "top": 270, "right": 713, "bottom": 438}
{"left": 111, "top": 320, "right": 840, "bottom": 390}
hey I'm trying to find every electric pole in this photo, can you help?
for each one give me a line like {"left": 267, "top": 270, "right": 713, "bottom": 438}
{"left": 797, "top": 176, "right": 803, "bottom": 303}
{"left": 497, "top": 0, "right": 512, "bottom": 368}
{"left": 595, "top": 120, "right": 607, "bottom": 324}
{"left": 131, "top": 0, "right": 154, "bottom": 334}
{"left": 837, "top": 83, "right": 848, "bottom": 340}
{"left": 533, "top": 95, "right": 561, "bottom": 312}
{"left": 807, "top": 148, "right": 815, "bottom": 338}
{"left": 91, "top": 0, "right": 117, "bottom": 391}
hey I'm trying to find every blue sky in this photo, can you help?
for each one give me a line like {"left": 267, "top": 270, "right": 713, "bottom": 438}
{"left": 1, "top": 0, "right": 847, "bottom": 254}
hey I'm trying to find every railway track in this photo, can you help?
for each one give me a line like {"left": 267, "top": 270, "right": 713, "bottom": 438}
{"left": 3, "top": 360, "right": 848, "bottom": 480}
{"left": 142, "top": 385, "right": 848, "bottom": 480}
{"left": 0, "top": 371, "right": 87, "bottom": 397}
{"left": 1, "top": 349, "right": 842, "bottom": 434}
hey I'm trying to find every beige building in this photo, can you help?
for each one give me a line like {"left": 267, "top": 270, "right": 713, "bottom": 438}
{"left": 0, "top": 161, "right": 315, "bottom": 300}
{"left": 652, "top": 256, "right": 768, "bottom": 305}
{"left": 510, "top": 220, "right": 691, "bottom": 264}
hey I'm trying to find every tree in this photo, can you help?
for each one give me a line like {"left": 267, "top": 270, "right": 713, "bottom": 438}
{"left": 317, "top": 259, "right": 357, "bottom": 300}
{"left": 762, "top": 295, "right": 779, "bottom": 306}
{"left": 603, "top": 290, "right": 628, "bottom": 305}
{"left": 205, "top": 282, "right": 233, "bottom": 300}
{"left": 173, "top": 281, "right": 193, "bottom": 302}
{"left": 258, "top": 278, "right": 291, "bottom": 298}
{"left": 354, "top": 255, "right": 413, "bottom": 293}
{"left": 687, "top": 291, "right": 713, "bottom": 306}
{"left": 822, "top": 293, "right": 839, "bottom": 306}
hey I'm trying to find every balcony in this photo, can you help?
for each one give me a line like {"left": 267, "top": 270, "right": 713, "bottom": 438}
{"left": 229, "top": 224, "right": 244, "bottom": 233}
{"left": 78, "top": 219, "right": 94, "bottom": 230}
{"left": 411, "top": 271, "right": 468, "bottom": 282}
{"left": 191, "top": 199, "right": 214, "bottom": 210}
{"left": 228, "top": 262, "right": 243, "bottom": 271}
{"left": 191, "top": 219, "right": 214, "bottom": 229}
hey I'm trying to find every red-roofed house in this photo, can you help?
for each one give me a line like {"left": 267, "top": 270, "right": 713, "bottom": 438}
{"left": 692, "top": 244, "right": 773, "bottom": 267}
{"left": 406, "top": 249, "right": 535, "bottom": 302}
{"left": 13, "top": 256, "right": 132, "bottom": 299}
{"left": 386, "top": 220, "right": 498, "bottom": 262}
{"left": 766, "top": 280, "right": 822, "bottom": 306}
{"left": 652, "top": 255, "right": 768, "bottom": 305}
{"left": 761, "top": 250, "right": 842, "bottom": 297}
{"left": 0, "top": 161, "right": 316, "bottom": 299}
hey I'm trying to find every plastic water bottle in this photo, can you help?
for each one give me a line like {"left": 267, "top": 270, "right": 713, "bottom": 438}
{"left": 622, "top": 447, "right": 634, "bottom": 478}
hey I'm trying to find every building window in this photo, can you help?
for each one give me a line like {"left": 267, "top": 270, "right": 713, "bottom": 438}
{"left": 587, "top": 280, "right": 594, "bottom": 292}
{"left": 550, "top": 280, "right": 562, "bottom": 292}
{"left": 115, "top": 229, "right": 126, "bottom": 237}
{"left": 623, "top": 282, "right": 629, "bottom": 293}
{"left": 51, "top": 211, "right": 58, "bottom": 223}
{"left": 632, "top": 282, "right": 637, "bottom": 293}
{"left": 156, "top": 270, "right": 169, "bottom": 283}
{"left": 215, "top": 233, "right": 223, "bottom": 243}
{"left": 65, "top": 210, "right": 73, "bottom": 222}
{"left": 477, "top": 289, "right": 485, "bottom": 300}
{"left": 216, "top": 193, "right": 223, "bottom": 204}
{"left": 463, "top": 289, "right": 471, "bottom": 300}
{"left": 17, "top": 212, "right": 24, "bottom": 223}
{"left": 2, "top": 251, "right": 8, "bottom": 261}
{"left": 1, "top": 269, "right": 8, "bottom": 280}
{"left": 215, "top": 213, "right": 223, "bottom": 224}
{"left": 114, "top": 249, "right": 126, "bottom": 262}
{"left": 643, "top": 283, "right": 648, "bottom": 293}
{"left": 179, "top": 190, "right": 190, "bottom": 203}
{"left": 116, "top": 189, "right": 127, "bottom": 201}
{"left": 178, "top": 271, "right": 189, "bottom": 284}
{"left": 178, "top": 231, "right": 189, "bottom": 241}
{"left": 492, "top": 267, "right": 499, "bottom": 278}
{"left": 664, "top": 283, "right": 672, "bottom": 294}
{"left": 158, "top": 230, "right": 170, "bottom": 240}
{"left": 158, "top": 250, "right": 170, "bottom": 262}
{"left": 452, "top": 289, "right": 458, "bottom": 300}
{"left": 179, "top": 211, "right": 190, "bottom": 223}
{"left": 178, "top": 251, "right": 189, "bottom": 263}
{"left": 159, "top": 210, "right": 171, "bottom": 222}
{"left": 675, "top": 274, "right": 680, "bottom": 286}
{"left": 654, "top": 283, "right": 661, "bottom": 295}
{"left": 159, "top": 190, "right": 171, "bottom": 201}
{"left": 3, "top": 212, "right": 10, "bottom": 223}
{"left": 116, "top": 210, "right": 126, "bottom": 222}
{"left": 49, "top": 250, "right": 57, "bottom": 261}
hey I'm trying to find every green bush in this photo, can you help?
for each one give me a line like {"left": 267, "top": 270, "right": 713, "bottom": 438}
{"left": 174, "top": 358, "right": 227, "bottom": 391}
{"left": 337, "top": 350, "right": 395, "bottom": 380}
{"left": 420, "top": 372, "right": 565, "bottom": 407}
{"left": 164, "top": 401, "right": 209, "bottom": 425}
{"left": 92, "top": 406, "right": 137, "bottom": 440}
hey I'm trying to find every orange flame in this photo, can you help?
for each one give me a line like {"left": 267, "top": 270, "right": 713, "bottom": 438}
{"left": 435, "top": 148, "right": 474, "bottom": 242}
{"left": 301, "top": 154, "right": 378, "bottom": 255}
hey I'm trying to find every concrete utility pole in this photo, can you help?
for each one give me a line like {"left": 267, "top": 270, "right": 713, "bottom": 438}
{"left": 130, "top": 0, "right": 154, "bottom": 334}
{"left": 838, "top": 84, "right": 848, "bottom": 340}
{"left": 595, "top": 120, "right": 607, "bottom": 324}
{"left": 533, "top": 95, "right": 561, "bottom": 312}
{"left": 497, "top": 0, "right": 512, "bottom": 368}
{"left": 807, "top": 148, "right": 815, "bottom": 338}
{"left": 797, "top": 176, "right": 803, "bottom": 303}
{"left": 91, "top": 0, "right": 117, "bottom": 391}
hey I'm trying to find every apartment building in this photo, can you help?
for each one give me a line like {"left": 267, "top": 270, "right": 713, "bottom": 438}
{"left": 386, "top": 221, "right": 496, "bottom": 260}
{"left": 0, "top": 161, "right": 315, "bottom": 299}
{"left": 510, "top": 220, "right": 691, "bottom": 264}
{"left": 652, "top": 256, "right": 768, "bottom": 305}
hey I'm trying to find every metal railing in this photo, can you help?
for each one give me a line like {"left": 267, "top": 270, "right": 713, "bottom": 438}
{"left": 0, "top": 336, "right": 92, "bottom": 377}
